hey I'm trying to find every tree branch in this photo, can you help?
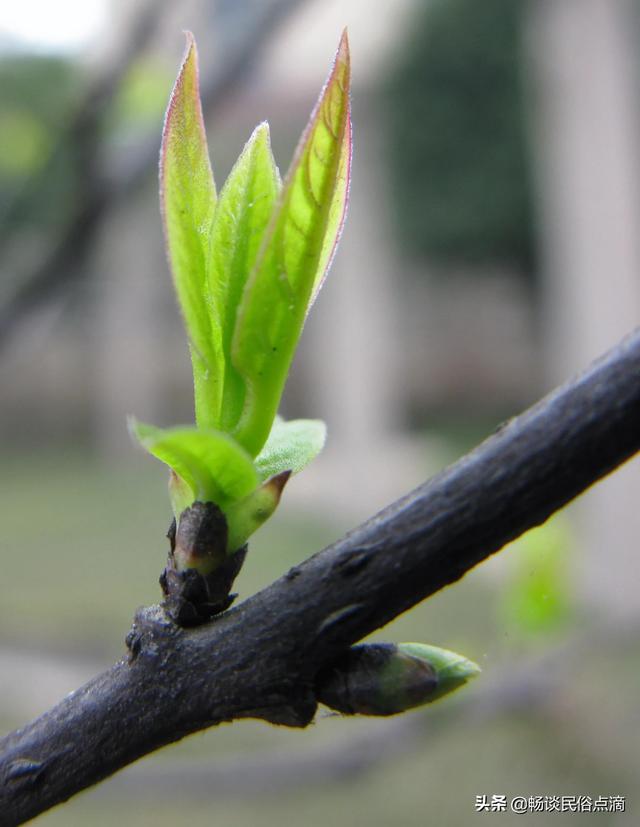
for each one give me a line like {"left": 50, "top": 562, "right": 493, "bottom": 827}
{"left": 1, "top": 328, "right": 639, "bottom": 824}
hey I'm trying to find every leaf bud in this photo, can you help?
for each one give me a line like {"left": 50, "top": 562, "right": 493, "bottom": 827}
{"left": 172, "top": 501, "right": 227, "bottom": 575}
{"left": 315, "top": 642, "right": 480, "bottom": 716}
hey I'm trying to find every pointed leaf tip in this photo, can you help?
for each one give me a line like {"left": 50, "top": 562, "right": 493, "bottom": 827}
{"left": 307, "top": 28, "right": 352, "bottom": 308}
{"left": 160, "top": 32, "right": 212, "bottom": 211}
{"left": 224, "top": 471, "right": 291, "bottom": 553}
{"left": 160, "top": 33, "right": 222, "bottom": 430}
{"left": 265, "top": 469, "right": 292, "bottom": 500}
{"left": 338, "top": 28, "right": 350, "bottom": 61}
{"left": 230, "top": 34, "right": 352, "bottom": 455}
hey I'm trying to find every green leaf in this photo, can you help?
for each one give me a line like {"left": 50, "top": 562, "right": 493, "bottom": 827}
{"left": 309, "top": 79, "right": 352, "bottom": 310}
{"left": 230, "top": 31, "right": 352, "bottom": 456}
{"left": 255, "top": 418, "right": 326, "bottom": 481}
{"left": 500, "top": 519, "right": 573, "bottom": 639}
{"left": 160, "top": 32, "right": 222, "bottom": 429}
{"left": 225, "top": 471, "right": 291, "bottom": 553}
{"left": 129, "top": 418, "right": 258, "bottom": 511}
{"left": 168, "top": 470, "right": 193, "bottom": 521}
{"left": 207, "top": 122, "right": 281, "bottom": 434}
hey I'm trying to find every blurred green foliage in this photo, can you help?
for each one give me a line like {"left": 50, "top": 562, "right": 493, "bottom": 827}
{"left": 0, "top": 55, "right": 80, "bottom": 231}
{"left": 385, "top": 0, "right": 534, "bottom": 275}
{"left": 0, "top": 111, "right": 48, "bottom": 176}
{"left": 108, "top": 58, "right": 172, "bottom": 135}
{"left": 0, "top": 53, "right": 170, "bottom": 238}
{"left": 500, "top": 518, "right": 574, "bottom": 640}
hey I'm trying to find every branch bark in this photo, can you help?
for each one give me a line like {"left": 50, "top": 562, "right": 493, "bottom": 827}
{"left": 1, "top": 328, "right": 640, "bottom": 824}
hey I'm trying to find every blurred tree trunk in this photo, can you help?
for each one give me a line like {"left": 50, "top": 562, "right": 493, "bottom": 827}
{"left": 528, "top": 0, "right": 640, "bottom": 620}
{"left": 301, "top": 97, "right": 423, "bottom": 518}
{"left": 92, "top": 187, "right": 168, "bottom": 460}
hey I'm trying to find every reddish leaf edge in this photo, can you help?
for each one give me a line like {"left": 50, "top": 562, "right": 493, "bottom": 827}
{"left": 256, "top": 28, "right": 352, "bottom": 307}
{"left": 158, "top": 30, "right": 215, "bottom": 250}
{"left": 308, "top": 29, "right": 353, "bottom": 309}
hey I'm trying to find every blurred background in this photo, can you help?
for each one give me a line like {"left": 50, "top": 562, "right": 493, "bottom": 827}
{"left": 1, "top": 0, "right": 639, "bottom": 823}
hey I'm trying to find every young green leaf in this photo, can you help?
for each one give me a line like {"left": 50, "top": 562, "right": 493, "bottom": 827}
{"left": 207, "top": 122, "right": 281, "bottom": 434}
{"left": 225, "top": 471, "right": 291, "bottom": 553}
{"left": 168, "top": 470, "right": 194, "bottom": 521}
{"left": 230, "top": 31, "right": 352, "bottom": 456}
{"left": 255, "top": 417, "right": 326, "bottom": 481}
{"left": 309, "top": 71, "right": 352, "bottom": 310}
{"left": 129, "top": 418, "right": 258, "bottom": 510}
{"left": 160, "top": 32, "right": 222, "bottom": 429}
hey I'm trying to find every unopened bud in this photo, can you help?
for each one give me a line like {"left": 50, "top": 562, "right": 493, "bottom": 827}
{"left": 397, "top": 642, "right": 481, "bottom": 703}
{"left": 316, "top": 642, "right": 480, "bottom": 716}
{"left": 172, "top": 501, "right": 228, "bottom": 575}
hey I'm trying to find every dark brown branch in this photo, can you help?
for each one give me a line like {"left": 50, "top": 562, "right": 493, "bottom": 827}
{"left": 1, "top": 328, "right": 639, "bottom": 824}
{"left": 100, "top": 622, "right": 610, "bottom": 801}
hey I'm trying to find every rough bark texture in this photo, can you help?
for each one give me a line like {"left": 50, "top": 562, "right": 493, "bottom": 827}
{"left": 1, "top": 328, "right": 639, "bottom": 825}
